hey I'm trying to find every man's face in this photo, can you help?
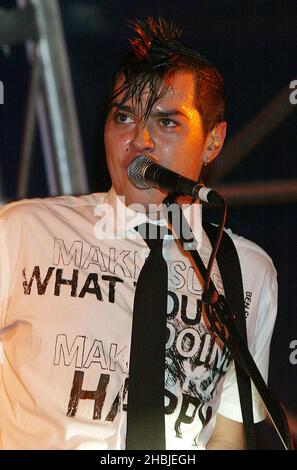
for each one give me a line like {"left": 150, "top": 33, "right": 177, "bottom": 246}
{"left": 104, "top": 71, "right": 212, "bottom": 208}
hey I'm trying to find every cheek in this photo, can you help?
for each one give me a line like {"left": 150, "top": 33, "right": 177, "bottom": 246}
{"left": 104, "top": 127, "right": 118, "bottom": 174}
{"left": 173, "top": 131, "right": 205, "bottom": 176}
{"left": 104, "top": 122, "right": 117, "bottom": 150}
{"left": 104, "top": 124, "right": 132, "bottom": 156}
{"left": 104, "top": 130, "right": 121, "bottom": 171}
{"left": 104, "top": 123, "right": 111, "bottom": 151}
{"left": 187, "top": 129, "right": 206, "bottom": 159}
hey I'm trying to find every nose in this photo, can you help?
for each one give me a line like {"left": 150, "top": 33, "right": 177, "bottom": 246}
{"left": 131, "top": 123, "right": 155, "bottom": 154}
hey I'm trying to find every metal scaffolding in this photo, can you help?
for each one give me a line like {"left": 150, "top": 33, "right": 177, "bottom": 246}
{"left": 208, "top": 83, "right": 297, "bottom": 205}
{"left": 0, "top": 1, "right": 296, "bottom": 206}
{"left": 0, "top": 0, "right": 89, "bottom": 199}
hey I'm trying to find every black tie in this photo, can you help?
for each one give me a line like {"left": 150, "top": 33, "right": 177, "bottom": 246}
{"left": 126, "top": 223, "right": 168, "bottom": 450}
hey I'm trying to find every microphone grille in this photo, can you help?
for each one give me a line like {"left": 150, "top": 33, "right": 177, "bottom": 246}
{"left": 127, "top": 154, "right": 157, "bottom": 189}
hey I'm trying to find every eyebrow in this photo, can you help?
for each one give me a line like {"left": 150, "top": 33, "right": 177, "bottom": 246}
{"left": 110, "top": 102, "right": 188, "bottom": 120}
{"left": 110, "top": 103, "right": 133, "bottom": 113}
{"left": 151, "top": 109, "right": 188, "bottom": 120}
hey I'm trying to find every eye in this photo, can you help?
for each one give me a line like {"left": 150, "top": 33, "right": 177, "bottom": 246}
{"left": 114, "top": 112, "right": 134, "bottom": 124}
{"left": 159, "top": 118, "right": 178, "bottom": 128}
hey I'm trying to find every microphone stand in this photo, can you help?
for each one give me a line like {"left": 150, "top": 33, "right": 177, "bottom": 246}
{"left": 162, "top": 193, "right": 293, "bottom": 450}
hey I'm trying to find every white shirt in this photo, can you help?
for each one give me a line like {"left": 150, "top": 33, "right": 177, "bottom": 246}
{"left": 0, "top": 188, "right": 277, "bottom": 449}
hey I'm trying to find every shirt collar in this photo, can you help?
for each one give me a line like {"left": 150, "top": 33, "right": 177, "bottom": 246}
{"left": 94, "top": 186, "right": 202, "bottom": 248}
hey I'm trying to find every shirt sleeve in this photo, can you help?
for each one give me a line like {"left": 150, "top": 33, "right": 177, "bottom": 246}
{"left": 0, "top": 202, "right": 23, "bottom": 330}
{"left": 0, "top": 207, "right": 9, "bottom": 329}
{"left": 217, "top": 250, "right": 278, "bottom": 423}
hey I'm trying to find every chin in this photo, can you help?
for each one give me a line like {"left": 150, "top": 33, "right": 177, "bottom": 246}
{"left": 122, "top": 186, "right": 168, "bottom": 210}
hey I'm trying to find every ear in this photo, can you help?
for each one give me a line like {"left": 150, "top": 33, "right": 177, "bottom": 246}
{"left": 202, "top": 121, "right": 227, "bottom": 164}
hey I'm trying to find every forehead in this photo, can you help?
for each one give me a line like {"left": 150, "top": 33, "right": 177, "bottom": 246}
{"left": 113, "top": 71, "right": 197, "bottom": 114}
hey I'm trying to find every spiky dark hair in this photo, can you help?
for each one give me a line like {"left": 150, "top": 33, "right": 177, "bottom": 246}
{"left": 108, "top": 17, "right": 225, "bottom": 133}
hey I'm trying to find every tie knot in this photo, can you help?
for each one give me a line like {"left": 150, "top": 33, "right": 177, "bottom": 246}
{"left": 136, "top": 223, "right": 168, "bottom": 250}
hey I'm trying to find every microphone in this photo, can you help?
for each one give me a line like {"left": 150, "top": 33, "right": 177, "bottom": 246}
{"left": 127, "top": 154, "right": 224, "bottom": 204}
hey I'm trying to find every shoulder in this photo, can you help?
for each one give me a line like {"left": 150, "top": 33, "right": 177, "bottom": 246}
{"left": 223, "top": 227, "right": 277, "bottom": 287}
{"left": 203, "top": 223, "right": 277, "bottom": 284}
{"left": 0, "top": 193, "right": 107, "bottom": 222}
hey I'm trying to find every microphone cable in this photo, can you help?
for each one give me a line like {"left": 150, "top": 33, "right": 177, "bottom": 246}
{"left": 202, "top": 191, "right": 227, "bottom": 304}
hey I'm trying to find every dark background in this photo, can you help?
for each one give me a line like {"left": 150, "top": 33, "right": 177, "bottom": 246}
{"left": 0, "top": 0, "right": 296, "bottom": 449}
